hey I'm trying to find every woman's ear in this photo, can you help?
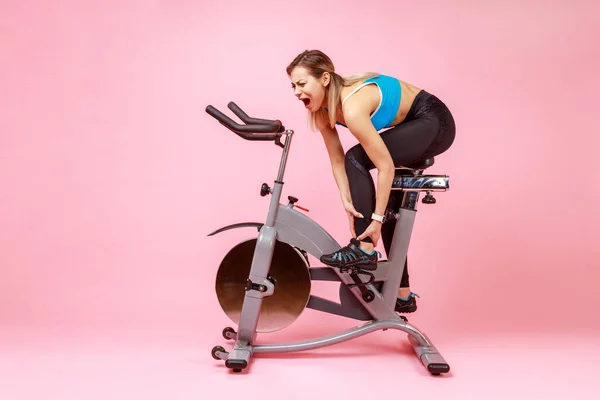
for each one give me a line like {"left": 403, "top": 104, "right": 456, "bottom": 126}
{"left": 321, "top": 72, "right": 330, "bottom": 87}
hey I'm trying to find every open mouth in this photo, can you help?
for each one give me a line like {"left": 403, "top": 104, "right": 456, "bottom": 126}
{"left": 300, "top": 98, "right": 311, "bottom": 108}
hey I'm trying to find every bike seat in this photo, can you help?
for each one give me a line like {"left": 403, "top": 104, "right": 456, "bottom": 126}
{"left": 402, "top": 157, "right": 435, "bottom": 170}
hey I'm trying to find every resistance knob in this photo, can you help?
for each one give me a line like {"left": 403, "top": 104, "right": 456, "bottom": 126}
{"left": 260, "top": 183, "right": 271, "bottom": 197}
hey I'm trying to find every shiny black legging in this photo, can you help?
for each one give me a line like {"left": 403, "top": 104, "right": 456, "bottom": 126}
{"left": 344, "top": 90, "right": 456, "bottom": 287}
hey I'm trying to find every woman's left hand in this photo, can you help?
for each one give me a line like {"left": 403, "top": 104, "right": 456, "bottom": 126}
{"left": 356, "top": 220, "right": 382, "bottom": 246}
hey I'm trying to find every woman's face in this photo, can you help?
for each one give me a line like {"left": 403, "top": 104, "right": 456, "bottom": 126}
{"left": 289, "top": 66, "right": 330, "bottom": 112}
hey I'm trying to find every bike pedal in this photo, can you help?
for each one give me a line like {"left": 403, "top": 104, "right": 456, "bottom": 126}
{"left": 338, "top": 265, "right": 376, "bottom": 278}
{"left": 352, "top": 267, "right": 376, "bottom": 275}
{"left": 347, "top": 281, "right": 369, "bottom": 288}
{"left": 347, "top": 270, "right": 375, "bottom": 288}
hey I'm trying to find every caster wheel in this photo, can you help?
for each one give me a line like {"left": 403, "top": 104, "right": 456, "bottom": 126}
{"left": 211, "top": 346, "right": 227, "bottom": 360}
{"left": 222, "top": 327, "right": 236, "bottom": 340}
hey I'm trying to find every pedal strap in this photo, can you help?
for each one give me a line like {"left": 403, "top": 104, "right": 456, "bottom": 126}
{"left": 348, "top": 238, "right": 364, "bottom": 255}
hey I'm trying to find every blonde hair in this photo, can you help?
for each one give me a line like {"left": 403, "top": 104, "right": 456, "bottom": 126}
{"left": 286, "top": 50, "right": 378, "bottom": 131}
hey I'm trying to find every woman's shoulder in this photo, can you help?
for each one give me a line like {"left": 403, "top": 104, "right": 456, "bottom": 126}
{"left": 341, "top": 74, "right": 384, "bottom": 103}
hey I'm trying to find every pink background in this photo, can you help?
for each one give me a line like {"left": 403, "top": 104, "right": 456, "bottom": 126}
{"left": 1, "top": 0, "right": 599, "bottom": 398}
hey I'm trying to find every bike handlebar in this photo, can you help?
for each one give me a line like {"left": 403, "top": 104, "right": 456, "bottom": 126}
{"left": 205, "top": 102, "right": 286, "bottom": 141}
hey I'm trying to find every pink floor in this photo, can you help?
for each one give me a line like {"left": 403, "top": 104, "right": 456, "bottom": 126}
{"left": 2, "top": 321, "right": 598, "bottom": 399}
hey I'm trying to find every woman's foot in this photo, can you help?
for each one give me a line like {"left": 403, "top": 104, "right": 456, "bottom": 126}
{"left": 320, "top": 238, "right": 380, "bottom": 271}
{"left": 395, "top": 292, "right": 419, "bottom": 313}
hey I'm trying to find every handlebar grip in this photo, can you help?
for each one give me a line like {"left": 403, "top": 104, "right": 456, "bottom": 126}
{"left": 205, "top": 105, "right": 282, "bottom": 139}
{"left": 227, "top": 102, "right": 284, "bottom": 132}
{"left": 205, "top": 105, "right": 238, "bottom": 127}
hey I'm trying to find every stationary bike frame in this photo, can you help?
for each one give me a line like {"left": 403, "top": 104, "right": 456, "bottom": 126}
{"left": 205, "top": 102, "right": 451, "bottom": 375}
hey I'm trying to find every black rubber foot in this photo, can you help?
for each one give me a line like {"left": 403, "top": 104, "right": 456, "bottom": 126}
{"left": 428, "top": 363, "right": 450, "bottom": 375}
{"left": 225, "top": 359, "right": 247, "bottom": 371}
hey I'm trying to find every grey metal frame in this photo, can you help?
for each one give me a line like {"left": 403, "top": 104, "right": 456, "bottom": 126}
{"left": 210, "top": 128, "right": 451, "bottom": 375}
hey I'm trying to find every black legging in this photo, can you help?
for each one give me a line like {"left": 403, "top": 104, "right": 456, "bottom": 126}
{"left": 344, "top": 90, "right": 456, "bottom": 288}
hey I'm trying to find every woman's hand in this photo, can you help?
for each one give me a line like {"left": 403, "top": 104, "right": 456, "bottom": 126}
{"left": 342, "top": 198, "right": 363, "bottom": 238}
{"left": 357, "top": 220, "right": 382, "bottom": 246}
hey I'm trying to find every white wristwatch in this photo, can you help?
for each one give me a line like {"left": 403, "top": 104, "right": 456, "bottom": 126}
{"left": 371, "top": 213, "right": 384, "bottom": 222}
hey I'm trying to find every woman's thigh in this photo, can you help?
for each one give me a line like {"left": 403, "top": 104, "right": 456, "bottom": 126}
{"left": 380, "top": 116, "right": 442, "bottom": 167}
{"left": 347, "top": 116, "right": 440, "bottom": 172}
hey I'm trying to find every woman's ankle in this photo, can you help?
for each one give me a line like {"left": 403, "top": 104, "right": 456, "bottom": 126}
{"left": 360, "top": 242, "right": 374, "bottom": 253}
{"left": 397, "top": 287, "right": 411, "bottom": 299}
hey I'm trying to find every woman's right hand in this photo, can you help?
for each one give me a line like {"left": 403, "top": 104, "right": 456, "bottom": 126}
{"left": 342, "top": 198, "right": 363, "bottom": 238}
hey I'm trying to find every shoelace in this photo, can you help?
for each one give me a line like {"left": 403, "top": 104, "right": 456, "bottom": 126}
{"left": 331, "top": 245, "right": 381, "bottom": 262}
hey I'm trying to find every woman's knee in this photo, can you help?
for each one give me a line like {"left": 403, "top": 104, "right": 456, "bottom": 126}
{"left": 344, "top": 146, "right": 372, "bottom": 178}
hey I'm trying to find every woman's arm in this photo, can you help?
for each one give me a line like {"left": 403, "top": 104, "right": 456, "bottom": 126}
{"left": 316, "top": 116, "right": 354, "bottom": 205}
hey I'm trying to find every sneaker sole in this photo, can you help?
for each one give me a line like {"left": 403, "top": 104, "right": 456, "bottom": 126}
{"left": 323, "top": 262, "right": 378, "bottom": 271}
{"left": 395, "top": 306, "right": 417, "bottom": 314}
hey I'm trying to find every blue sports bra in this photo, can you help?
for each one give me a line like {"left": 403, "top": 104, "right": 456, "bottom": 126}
{"left": 326, "top": 74, "right": 401, "bottom": 131}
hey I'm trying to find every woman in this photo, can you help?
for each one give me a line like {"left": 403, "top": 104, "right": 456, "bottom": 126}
{"left": 286, "top": 50, "right": 455, "bottom": 313}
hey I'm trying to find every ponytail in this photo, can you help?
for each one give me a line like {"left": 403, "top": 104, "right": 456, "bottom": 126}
{"left": 325, "top": 72, "right": 344, "bottom": 129}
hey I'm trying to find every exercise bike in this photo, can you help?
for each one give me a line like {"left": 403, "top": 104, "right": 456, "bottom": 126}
{"left": 205, "top": 101, "right": 451, "bottom": 375}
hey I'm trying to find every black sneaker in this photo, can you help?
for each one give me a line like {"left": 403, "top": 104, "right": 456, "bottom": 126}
{"left": 395, "top": 292, "right": 419, "bottom": 313}
{"left": 320, "top": 238, "right": 380, "bottom": 271}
